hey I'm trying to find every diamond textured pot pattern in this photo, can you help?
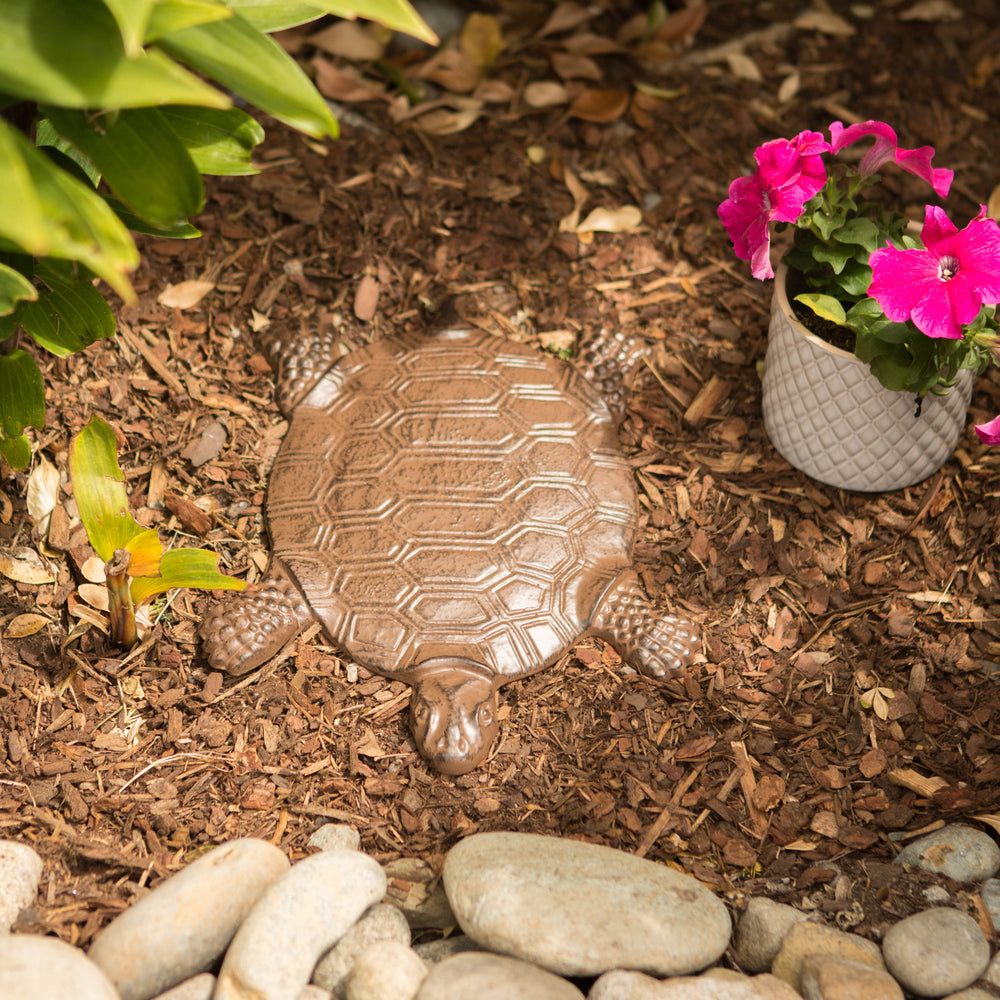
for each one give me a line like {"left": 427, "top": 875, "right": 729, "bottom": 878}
{"left": 762, "top": 262, "right": 974, "bottom": 492}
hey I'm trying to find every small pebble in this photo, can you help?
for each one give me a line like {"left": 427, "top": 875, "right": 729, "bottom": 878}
{"left": 587, "top": 970, "right": 801, "bottom": 999}
{"left": 414, "top": 951, "right": 584, "bottom": 999}
{"left": 941, "top": 990, "right": 997, "bottom": 1000}
{"left": 0, "top": 839, "right": 43, "bottom": 932}
{"left": 150, "top": 973, "right": 215, "bottom": 1000}
{"left": 312, "top": 903, "right": 412, "bottom": 996}
{"left": 216, "top": 848, "right": 386, "bottom": 1000}
{"left": 0, "top": 933, "right": 118, "bottom": 1000}
{"left": 882, "top": 908, "right": 990, "bottom": 997}
{"left": 308, "top": 824, "right": 361, "bottom": 853}
{"left": 89, "top": 837, "right": 290, "bottom": 1000}
{"left": 299, "top": 988, "right": 334, "bottom": 1000}
{"left": 979, "top": 878, "right": 1000, "bottom": 932}
{"left": 985, "top": 950, "right": 1000, "bottom": 987}
{"left": 771, "top": 922, "right": 884, "bottom": 991}
{"left": 733, "top": 898, "right": 809, "bottom": 973}
{"left": 414, "top": 935, "right": 479, "bottom": 965}
{"left": 443, "top": 831, "right": 730, "bottom": 977}
{"left": 922, "top": 886, "right": 952, "bottom": 905}
{"left": 800, "top": 955, "right": 903, "bottom": 1000}
{"left": 344, "top": 940, "right": 428, "bottom": 1000}
{"left": 894, "top": 825, "right": 1000, "bottom": 882}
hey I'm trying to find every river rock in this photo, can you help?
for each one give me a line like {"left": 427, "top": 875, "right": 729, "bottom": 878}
{"left": 894, "top": 825, "right": 1000, "bottom": 882}
{"left": 985, "top": 950, "right": 1000, "bottom": 987}
{"left": 733, "top": 898, "right": 809, "bottom": 973}
{"left": 0, "top": 933, "right": 119, "bottom": 1000}
{"left": 89, "top": 837, "right": 290, "bottom": 1000}
{"left": 215, "top": 848, "right": 386, "bottom": 1000}
{"left": 771, "top": 922, "right": 884, "bottom": 990}
{"left": 443, "top": 831, "right": 731, "bottom": 977}
{"left": 882, "top": 908, "right": 990, "bottom": 997}
{"left": 799, "top": 955, "right": 904, "bottom": 1000}
{"left": 588, "top": 970, "right": 801, "bottom": 1000}
{"left": 414, "top": 951, "right": 584, "bottom": 999}
{"left": 312, "top": 903, "right": 412, "bottom": 996}
{"left": 309, "top": 824, "right": 361, "bottom": 853}
{"left": 0, "top": 839, "right": 43, "bottom": 931}
{"left": 980, "top": 878, "right": 1000, "bottom": 933}
{"left": 151, "top": 973, "right": 216, "bottom": 1000}
{"left": 414, "top": 935, "right": 479, "bottom": 964}
{"left": 344, "top": 940, "right": 428, "bottom": 1000}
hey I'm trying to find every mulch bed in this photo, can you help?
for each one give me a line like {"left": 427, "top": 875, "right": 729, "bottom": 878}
{"left": 1, "top": 0, "right": 999, "bottom": 950}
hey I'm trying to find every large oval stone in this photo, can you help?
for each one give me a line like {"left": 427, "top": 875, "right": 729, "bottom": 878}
{"left": 442, "top": 832, "right": 731, "bottom": 977}
{"left": 414, "top": 951, "right": 583, "bottom": 1000}
{"left": 0, "top": 934, "right": 118, "bottom": 1000}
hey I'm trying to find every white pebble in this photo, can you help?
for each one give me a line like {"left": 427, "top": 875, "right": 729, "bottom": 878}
{"left": 313, "top": 903, "right": 412, "bottom": 996}
{"left": 308, "top": 825, "right": 361, "bottom": 853}
{"left": 0, "top": 933, "right": 118, "bottom": 1000}
{"left": 0, "top": 839, "right": 43, "bottom": 931}
{"left": 415, "top": 951, "right": 584, "bottom": 999}
{"left": 216, "top": 849, "right": 386, "bottom": 1000}
{"left": 345, "top": 940, "right": 428, "bottom": 1000}
{"left": 150, "top": 973, "right": 215, "bottom": 1000}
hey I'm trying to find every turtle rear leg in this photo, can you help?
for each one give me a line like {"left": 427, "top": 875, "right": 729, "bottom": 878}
{"left": 261, "top": 320, "right": 343, "bottom": 416}
{"left": 589, "top": 570, "right": 700, "bottom": 678}
{"left": 200, "top": 568, "right": 314, "bottom": 676}
{"left": 573, "top": 328, "right": 647, "bottom": 424}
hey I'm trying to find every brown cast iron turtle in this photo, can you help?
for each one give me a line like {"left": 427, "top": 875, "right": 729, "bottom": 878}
{"left": 201, "top": 316, "right": 700, "bottom": 774}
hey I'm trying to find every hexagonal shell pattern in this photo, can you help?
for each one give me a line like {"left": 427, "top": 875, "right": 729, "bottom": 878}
{"left": 267, "top": 327, "right": 637, "bottom": 680}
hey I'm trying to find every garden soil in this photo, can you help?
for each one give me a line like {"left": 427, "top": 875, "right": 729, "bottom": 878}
{"left": 2, "top": 0, "right": 1000, "bottom": 951}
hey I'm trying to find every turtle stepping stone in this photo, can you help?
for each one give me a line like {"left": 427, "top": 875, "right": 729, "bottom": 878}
{"left": 201, "top": 320, "right": 700, "bottom": 774}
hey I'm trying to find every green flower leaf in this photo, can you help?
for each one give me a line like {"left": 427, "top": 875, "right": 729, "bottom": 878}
{"left": 130, "top": 547, "right": 246, "bottom": 605}
{"left": 145, "top": 0, "right": 234, "bottom": 42}
{"left": 156, "top": 10, "right": 339, "bottom": 139}
{"left": 794, "top": 293, "right": 847, "bottom": 326}
{"left": 835, "top": 218, "right": 881, "bottom": 253}
{"left": 0, "top": 434, "right": 32, "bottom": 469}
{"left": 45, "top": 106, "right": 205, "bottom": 228}
{"left": 69, "top": 415, "right": 148, "bottom": 560}
{"left": 0, "top": 263, "right": 37, "bottom": 316}
{"left": 0, "top": 0, "right": 230, "bottom": 109}
{"left": 812, "top": 243, "right": 854, "bottom": 275}
{"left": 159, "top": 105, "right": 265, "bottom": 176}
{"left": 101, "top": 0, "right": 158, "bottom": 55}
{"left": 229, "top": 0, "right": 436, "bottom": 41}
{"left": 0, "top": 349, "right": 45, "bottom": 439}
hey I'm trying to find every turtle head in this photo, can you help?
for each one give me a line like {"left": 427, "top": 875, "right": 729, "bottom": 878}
{"left": 409, "top": 658, "right": 499, "bottom": 775}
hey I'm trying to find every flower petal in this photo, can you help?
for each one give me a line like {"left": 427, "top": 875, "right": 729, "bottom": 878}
{"left": 894, "top": 146, "right": 953, "bottom": 198}
{"left": 829, "top": 120, "right": 898, "bottom": 174}
{"left": 718, "top": 174, "right": 773, "bottom": 278}
{"left": 975, "top": 414, "right": 1000, "bottom": 445}
{"left": 869, "top": 244, "right": 964, "bottom": 337}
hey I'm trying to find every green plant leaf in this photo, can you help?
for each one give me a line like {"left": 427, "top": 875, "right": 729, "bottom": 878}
{"left": 0, "top": 0, "right": 231, "bottom": 109}
{"left": 159, "top": 105, "right": 264, "bottom": 176}
{"left": 69, "top": 415, "right": 148, "bottom": 560}
{"left": 835, "top": 218, "right": 880, "bottom": 253}
{"left": 107, "top": 197, "right": 202, "bottom": 238}
{"left": 0, "top": 263, "right": 37, "bottom": 315}
{"left": 0, "top": 120, "right": 139, "bottom": 299}
{"left": 130, "top": 547, "right": 246, "bottom": 605}
{"left": 36, "top": 118, "right": 102, "bottom": 186}
{"left": 0, "top": 434, "right": 32, "bottom": 469}
{"left": 794, "top": 293, "right": 847, "bottom": 326}
{"left": 45, "top": 106, "right": 205, "bottom": 227}
{"left": 228, "top": 0, "right": 436, "bottom": 42}
{"left": 145, "top": 0, "right": 234, "bottom": 42}
{"left": 0, "top": 349, "right": 45, "bottom": 438}
{"left": 156, "top": 11, "right": 339, "bottom": 138}
{"left": 812, "top": 242, "right": 854, "bottom": 275}
{"left": 14, "top": 264, "right": 116, "bottom": 357}
{"left": 101, "top": 0, "right": 158, "bottom": 55}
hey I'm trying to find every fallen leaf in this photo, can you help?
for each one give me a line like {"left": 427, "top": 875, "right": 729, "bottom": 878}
{"left": 0, "top": 546, "right": 56, "bottom": 585}
{"left": 726, "top": 52, "right": 762, "bottom": 82}
{"left": 794, "top": 9, "right": 855, "bottom": 35}
{"left": 899, "top": 0, "right": 962, "bottom": 20}
{"left": 81, "top": 554, "right": 106, "bottom": 584}
{"left": 354, "top": 274, "right": 380, "bottom": 321}
{"left": 158, "top": 280, "right": 215, "bottom": 310}
{"left": 308, "top": 20, "right": 386, "bottom": 60}
{"left": 550, "top": 51, "right": 602, "bottom": 81}
{"left": 4, "top": 613, "right": 52, "bottom": 638}
{"left": 568, "top": 88, "right": 630, "bottom": 123}
{"left": 653, "top": 4, "right": 708, "bottom": 45}
{"left": 777, "top": 70, "right": 800, "bottom": 103}
{"left": 473, "top": 79, "right": 515, "bottom": 103}
{"left": 312, "top": 58, "right": 386, "bottom": 103}
{"left": 536, "top": 1, "right": 595, "bottom": 38}
{"left": 987, "top": 183, "right": 1000, "bottom": 220}
{"left": 524, "top": 81, "right": 570, "bottom": 108}
{"left": 79, "top": 583, "right": 110, "bottom": 611}
{"left": 460, "top": 12, "right": 503, "bottom": 69}
{"left": 182, "top": 420, "right": 228, "bottom": 468}
{"left": 576, "top": 205, "right": 643, "bottom": 234}
{"left": 26, "top": 457, "right": 60, "bottom": 536}
{"left": 418, "top": 48, "right": 480, "bottom": 93}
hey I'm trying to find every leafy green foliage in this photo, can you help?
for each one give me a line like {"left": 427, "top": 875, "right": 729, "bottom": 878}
{"left": 70, "top": 415, "right": 246, "bottom": 647}
{"left": 0, "top": 0, "right": 433, "bottom": 468}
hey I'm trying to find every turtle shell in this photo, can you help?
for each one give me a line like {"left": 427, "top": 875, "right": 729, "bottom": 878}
{"left": 266, "top": 326, "right": 638, "bottom": 681}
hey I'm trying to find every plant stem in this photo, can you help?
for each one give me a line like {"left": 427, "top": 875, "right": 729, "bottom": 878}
{"left": 105, "top": 548, "right": 137, "bottom": 648}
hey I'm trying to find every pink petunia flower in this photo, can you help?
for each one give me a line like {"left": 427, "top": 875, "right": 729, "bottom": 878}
{"left": 829, "top": 120, "right": 953, "bottom": 199}
{"left": 975, "top": 413, "right": 1000, "bottom": 445}
{"left": 718, "top": 131, "right": 830, "bottom": 280}
{"left": 869, "top": 205, "right": 1000, "bottom": 340}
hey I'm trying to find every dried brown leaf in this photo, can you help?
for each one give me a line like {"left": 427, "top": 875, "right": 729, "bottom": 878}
{"left": 524, "top": 80, "right": 570, "bottom": 109}
{"left": 536, "top": 1, "right": 595, "bottom": 38}
{"left": 550, "top": 51, "right": 602, "bottom": 82}
{"left": 308, "top": 20, "right": 386, "bottom": 61}
{"left": 354, "top": 274, "right": 380, "bottom": 322}
{"left": 4, "top": 613, "right": 52, "bottom": 638}
{"left": 418, "top": 48, "right": 480, "bottom": 93}
{"left": 158, "top": 280, "right": 215, "bottom": 310}
{"left": 568, "top": 88, "right": 629, "bottom": 123}
{"left": 0, "top": 546, "right": 56, "bottom": 585}
{"left": 460, "top": 12, "right": 503, "bottom": 69}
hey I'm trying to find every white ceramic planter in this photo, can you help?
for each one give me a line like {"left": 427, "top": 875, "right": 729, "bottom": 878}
{"left": 761, "top": 262, "right": 973, "bottom": 492}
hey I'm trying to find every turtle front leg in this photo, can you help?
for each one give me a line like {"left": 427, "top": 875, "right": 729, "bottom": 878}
{"left": 200, "top": 565, "right": 314, "bottom": 676}
{"left": 261, "top": 321, "right": 343, "bottom": 416}
{"left": 589, "top": 570, "right": 700, "bottom": 678}
{"left": 573, "top": 328, "right": 646, "bottom": 425}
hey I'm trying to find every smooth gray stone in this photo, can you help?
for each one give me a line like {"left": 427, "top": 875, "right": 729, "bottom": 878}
{"left": 414, "top": 935, "right": 479, "bottom": 965}
{"left": 344, "top": 940, "right": 428, "bottom": 1000}
{"left": 0, "top": 839, "right": 43, "bottom": 931}
{"left": 151, "top": 973, "right": 215, "bottom": 1000}
{"left": 414, "top": 951, "right": 584, "bottom": 999}
{"left": 0, "top": 933, "right": 118, "bottom": 1000}
{"left": 734, "top": 898, "right": 809, "bottom": 973}
{"left": 443, "top": 832, "right": 730, "bottom": 977}
{"left": 980, "top": 878, "right": 1000, "bottom": 934}
{"left": 312, "top": 903, "right": 412, "bottom": 996}
{"left": 800, "top": 955, "right": 903, "bottom": 1000}
{"left": 941, "top": 990, "right": 998, "bottom": 1000}
{"left": 985, "top": 950, "right": 1000, "bottom": 987}
{"left": 89, "top": 838, "right": 290, "bottom": 1000}
{"left": 216, "top": 848, "right": 386, "bottom": 1000}
{"left": 588, "top": 969, "right": 801, "bottom": 999}
{"left": 771, "top": 922, "right": 884, "bottom": 991}
{"left": 894, "top": 825, "right": 1000, "bottom": 882}
{"left": 882, "top": 908, "right": 990, "bottom": 997}
{"left": 308, "top": 825, "right": 361, "bottom": 853}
